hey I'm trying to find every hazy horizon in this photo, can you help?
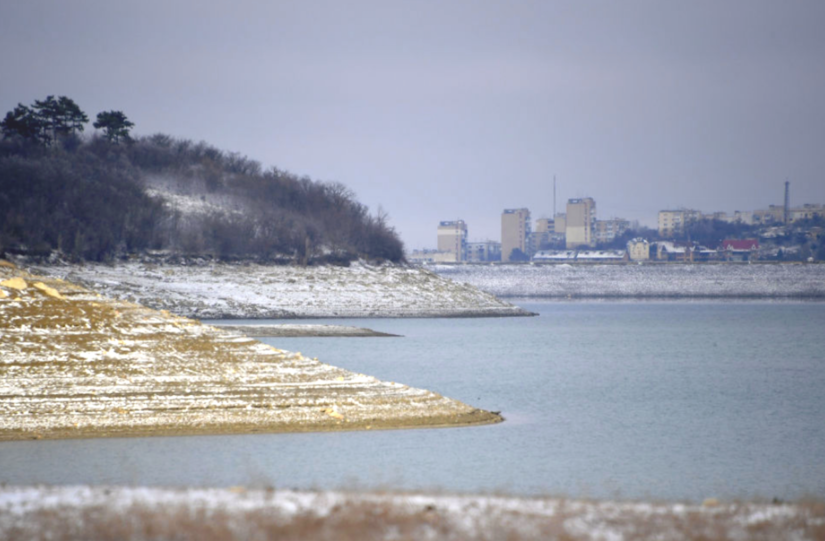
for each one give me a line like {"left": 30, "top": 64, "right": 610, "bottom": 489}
{"left": 3, "top": 1, "right": 824, "bottom": 249}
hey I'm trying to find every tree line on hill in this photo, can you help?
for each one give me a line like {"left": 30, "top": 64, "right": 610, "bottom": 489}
{"left": 0, "top": 96, "right": 404, "bottom": 264}
{"left": 1, "top": 96, "right": 133, "bottom": 147}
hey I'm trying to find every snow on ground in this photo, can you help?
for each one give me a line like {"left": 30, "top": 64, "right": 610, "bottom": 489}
{"left": 27, "top": 260, "right": 531, "bottom": 319}
{"left": 145, "top": 186, "right": 246, "bottom": 217}
{"left": 0, "top": 263, "right": 500, "bottom": 441}
{"left": 1, "top": 486, "right": 822, "bottom": 541}
{"left": 432, "top": 263, "right": 825, "bottom": 299}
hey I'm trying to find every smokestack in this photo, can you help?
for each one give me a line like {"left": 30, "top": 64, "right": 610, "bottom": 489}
{"left": 784, "top": 180, "right": 790, "bottom": 224}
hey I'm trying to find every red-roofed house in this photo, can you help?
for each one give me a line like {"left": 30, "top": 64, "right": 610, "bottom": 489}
{"left": 721, "top": 239, "right": 759, "bottom": 261}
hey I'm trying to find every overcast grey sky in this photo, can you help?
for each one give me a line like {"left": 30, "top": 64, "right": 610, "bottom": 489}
{"left": 2, "top": 1, "right": 824, "bottom": 249}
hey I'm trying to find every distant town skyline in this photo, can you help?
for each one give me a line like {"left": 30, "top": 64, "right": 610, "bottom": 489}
{"left": 412, "top": 197, "right": 823, "bottom": 264}
{"left": 426, "top": 185, "right": 816, "bottom": 249}
{"left": 3, "top": 1, "right": 824, "bottom": 250}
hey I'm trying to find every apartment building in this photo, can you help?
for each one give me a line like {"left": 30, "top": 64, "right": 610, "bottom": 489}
{"left": 707, "top": 211, "right": 731, "bottom": 222}
{"left": 501, "top": 208, "right": 531, "bottom": 262}
{"left": 790, "top": 204, "right": 825, "bottom": 222}
{"left": 594, "top": 218, "right": 630, "bottom": 245}
{"left": 535, "top": 218, "right": 554, "bottom": 235}
{"left": 657, "top": 209, "right": 701, "bottom": 238}
{"left": 554, "top": 213, "right": 567, "bottom": 236}
{"left": 700, "top": 211, "right": 755, "bottom": 225}
{"left": 466, "top": 240, "right": 501, "bottom": 262}
{"left": 753, "top": 204, "right": 824, "bottom": 225}
{"left": 436, "top": 220, "right": 468, "bottom": 262}
{"left": 528, "top": 218, "right": 553, "bottom": 254}
{"left": 753, "top": 205, "right": 787, "bottom": 224}
{"left": 734, "top": 211, "right": 754, "bottom": 224}
{"left": 566, "top": 198, "right": 596, "bottom": 248}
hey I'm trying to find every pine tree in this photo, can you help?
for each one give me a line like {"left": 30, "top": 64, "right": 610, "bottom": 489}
{"left": 31, "top": 95, "right": 88, "bottom": 144}
{"left": 93, "top": 110, "right": 135, "bottom": 144}
{"left": 0, "top": 104, "right": 44, "bottom": 143}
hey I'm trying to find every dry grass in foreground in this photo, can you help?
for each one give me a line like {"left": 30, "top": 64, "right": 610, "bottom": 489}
{"left": 1, "top": 486, "right": 824, "bottom": 541}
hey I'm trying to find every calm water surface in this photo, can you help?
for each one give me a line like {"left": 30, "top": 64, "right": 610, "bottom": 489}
{"left": 2, "top": 301, "right": 824, "bottom": 501}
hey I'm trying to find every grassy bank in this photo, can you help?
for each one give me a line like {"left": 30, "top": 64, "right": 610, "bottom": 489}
{"left": 2, "top": 486, "right": 823, "bottom": 541}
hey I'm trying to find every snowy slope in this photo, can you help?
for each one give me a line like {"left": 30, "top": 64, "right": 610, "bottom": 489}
{"left": 28, "top": 260, "right": 532, "bottom": 319}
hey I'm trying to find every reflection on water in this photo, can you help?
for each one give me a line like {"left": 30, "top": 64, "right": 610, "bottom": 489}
{"left": 2, "top": 301, "right": 824, "bottom": 501}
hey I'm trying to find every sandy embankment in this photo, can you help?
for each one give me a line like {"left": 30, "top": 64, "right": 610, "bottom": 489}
{"left": 0, "top": 262, "right": 501, "bottom": 441}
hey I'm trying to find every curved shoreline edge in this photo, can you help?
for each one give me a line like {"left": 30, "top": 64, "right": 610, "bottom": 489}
{"left": 211, "top": 323, "right": 402, "bottom": 337}
{"left": 0, "top": 408, "right": 502, "bottom": 442}
{"left": 0, "top": 262, "right": 502, "bottom": 442}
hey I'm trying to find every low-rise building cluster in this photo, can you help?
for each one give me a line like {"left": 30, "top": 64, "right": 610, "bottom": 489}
{"left": 657, "top": 204, "right": 825, "bottom": 238}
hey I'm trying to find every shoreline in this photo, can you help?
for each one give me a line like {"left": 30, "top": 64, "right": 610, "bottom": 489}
{"left": 432, "top": 262, "right": 825, "bottom": 299}
{"left": 210, "top": 323, "right": 401, "bottom": 337}
{"left": 492, "top": 293, "right": 825, "bottom": 302}
{"left": 0, "top": 262, "right": 503, "bottom": 442}
{"left": 429, "top": 260, "right": 824, "bottom": 266}
{"left": 199, "top": 310, "right": 537, "bottom": 319}
{"left": 2, "top": 408, "right": 501, "bottom": 443}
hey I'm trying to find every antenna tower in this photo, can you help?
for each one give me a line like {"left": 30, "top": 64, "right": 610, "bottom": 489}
{"left": 784, "top": 181, "right": 790, "bottom": 224}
